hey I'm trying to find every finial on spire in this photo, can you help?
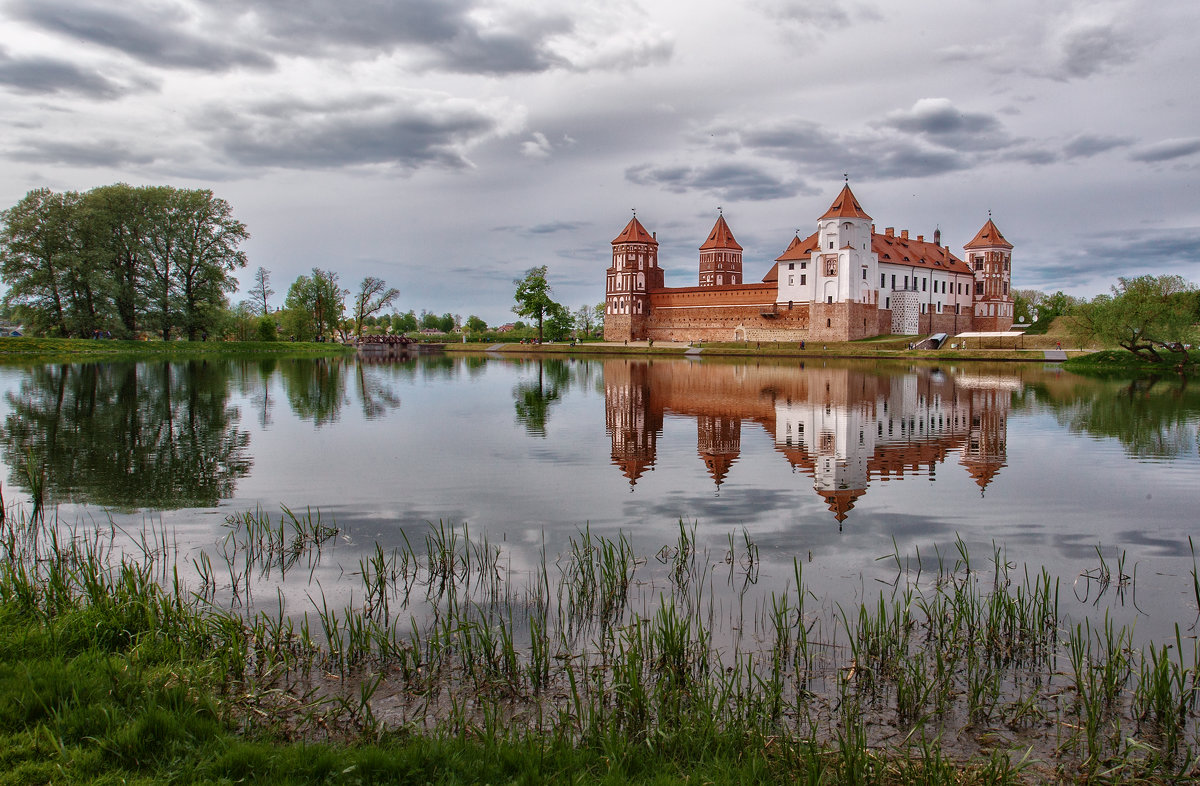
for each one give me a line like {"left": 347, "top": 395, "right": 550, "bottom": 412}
{"left": 843, "top": 173, "right": 849, "bottom": 184}
{"left": 795, "top": 228, "right": 801, "bottom": 236}
{"left": 717, "top": 205, "right": 723, "bottom": 215}
{"left": 988, "top": 209, "right": 992, "bottom": 219}
{"left": 632, "top": 207, "right": 637, "bottom": 217}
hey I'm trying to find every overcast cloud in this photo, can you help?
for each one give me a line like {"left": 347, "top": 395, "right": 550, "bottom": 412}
{"left": 0, "top": 0, "right": 1196, "bottom": 323}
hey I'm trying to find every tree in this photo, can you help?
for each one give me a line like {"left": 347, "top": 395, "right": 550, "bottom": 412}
{"left": 351, "top": 276, "right": 399, "bottom": 337}
{"left": 394, "top": 310, "right": 418, "bottom": 333}
{"left": 0, "top": 188, "right": 81, "bottom": 336}
{"left": 168, "top": 188, "right": 249, "bottom": 340}
{"left": 544, "top": 301, "right": 575, "bottom": 341}
{"left": 574, "top": 304, "right": 594, "bottom": 337}
{"left": 513, "top": 265, "right": 555, "bottom": 342}
{"left": 282, "top": 269, "right": 346, "bottom": 341}
{"left": 248, "top": 267, "right": 274, "bottom": 315}
{"left": 465, "top": 315, "right": 488, "bottom": 334}
{"left": 1074, "top": 275, "right": 1198, "bottom": 363}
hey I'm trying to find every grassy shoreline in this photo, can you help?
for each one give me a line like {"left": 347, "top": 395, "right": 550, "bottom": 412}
{"left": 0, "top": 336, "right": 355, "bottom": 362}
{"left": 3, "top": 507, "right": 1199, "bottom": 783}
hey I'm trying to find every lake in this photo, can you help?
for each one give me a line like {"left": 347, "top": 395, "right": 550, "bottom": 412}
{"left": 2, "top": 352, "right": 1197, "bottom": 642}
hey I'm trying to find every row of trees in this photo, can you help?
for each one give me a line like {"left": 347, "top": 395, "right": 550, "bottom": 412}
{"left": 0, "top": 185, "right": 248, "bottom": 339}
{"left": 1016, "top": 276, "right": 1199, "bottom": 365}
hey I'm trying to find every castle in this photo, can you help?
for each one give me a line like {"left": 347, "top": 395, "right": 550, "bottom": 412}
{"left": 604, "top": 184, "right": 1014, "bottom": 343}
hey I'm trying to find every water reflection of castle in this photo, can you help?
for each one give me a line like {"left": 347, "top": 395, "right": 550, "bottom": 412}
{"left": 604, "top": 360, "right": 1015, "bottom": 525}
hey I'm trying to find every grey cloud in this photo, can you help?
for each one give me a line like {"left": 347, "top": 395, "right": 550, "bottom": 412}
{"left": 880, "top": 99, "right": 1014, "bottom": 153}
{"left": 1028, "top": 227, "right": 1200, "bottom": 286}
{"left": 713, "top": 118, "right": 972, "bottom": 181}
{"left": 625, "top": 162, "right": 806, "bottom": 202}
{"left": 527, "top": 221, "right": 588, "bottom": 235}
{"left": 1054, "top": 20, "right": 1136, "bottom": 79}
{"left": 0, "top": 50, "right": 124, "bottom": 98}
{"left": 11, "top": 138, "right": 156, "bottom": 167}
{"left": 12, "top": 0, "right": 273, "bottom": 71}
{"left": 202, "top": 94, "right": 509, "bottom": 170}
{"left": 1130, "top": 138, "right": 1200, "bottom": 163}
{"left": 1063, "top": 134, "right": 1134, "bottom": 159}
{"left": 757, "top": 0, "right": 881, "bottom": 30}
{"left": 204, "top": 0, "right": 665, "bottom": 75}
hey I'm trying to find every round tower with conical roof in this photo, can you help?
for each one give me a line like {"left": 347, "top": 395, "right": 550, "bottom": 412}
{"left": 605, "top": 215, "right": 663, "bottom": 342}
{"left": 964, "top": 217, "right": 1014, "bottom": 332}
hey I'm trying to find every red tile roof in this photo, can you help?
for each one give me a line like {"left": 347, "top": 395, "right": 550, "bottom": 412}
{"left": 819, "top": 184, "right": 872, "bottom": 221}
{"left": 963, "top": 218, "right": 1012, "bottom": 250}
{"left": 872, "top": 233, "right": 971, "bottom": 274}
{"left": 764, "top": 229, "right": 970, "bottom": 281}
{"left": 699, "top": 214, "right": 742, "bottom": 251}
{"left": 612, "top": 216, "right": 658, "bottom": 246}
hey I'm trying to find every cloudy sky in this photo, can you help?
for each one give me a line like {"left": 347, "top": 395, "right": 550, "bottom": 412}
{"left": 1, "top": 0, "right": 1197, "bottom": 325}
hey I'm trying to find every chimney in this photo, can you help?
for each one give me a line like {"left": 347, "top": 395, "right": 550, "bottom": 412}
{"left": 652, "top": 232, "right": 656, "bottom": 240}
{"left": 885, "top": 227, "right": 894, "bottom": 236}
{"left": 917, "top": 234, "right": 924, "bottom": 242}
{"left": 900, "top": 229, "right": 909, "bottom": 240}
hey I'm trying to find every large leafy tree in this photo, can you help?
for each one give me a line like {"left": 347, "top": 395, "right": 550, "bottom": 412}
{"left": 284, "top": 268, "right": 346, "bottom": 340}
{"left": 1074, "top": 275, "right": 1198, "bottom": 363}
{"left": 513, "top": 265, "right": 557, "bottom": 342}
{"left": 169, "top": 189, "right": 248, "bottom": 340}
{"left": 0, "top": 188, "right": 78, "bottom": 335}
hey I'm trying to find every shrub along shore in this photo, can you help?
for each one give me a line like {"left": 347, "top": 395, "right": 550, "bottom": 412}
{"left": 2, "top": 505, "right": 1199, "bottom": 784}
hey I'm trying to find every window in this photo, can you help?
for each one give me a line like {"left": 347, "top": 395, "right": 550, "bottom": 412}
{"left": 903, "top": 276, "right": 908, "bottom": 289}
{"left": 1004, "top": 281, "right": 1009, "bottom": 295}
{"left": 974, "top": 258, "right": 983, "bottom": 271}
{"left": 788, "top": 263, "right": 794, "bottom": 271}
{"left": 922, "top": 279, "right": 926, "bottom": 292}
{"left": 975, "top": 281, "right": 983, "bottom": 295}
{"left": 800, "top": 261, "right": 807, "bottom": 270}
{"left": 800, "top": 274, "right": 806, "bottom": 285}
{"left": 881, "top": 273, "right": 886, "bottom": 288}
{"left": 828, "top": 241, "right": 834, "bottom": 250}
{"left": 891, "top": 274, "right": 896, "bottom": 289}
{"left": 885, "top": 297, "right": 890, "bottom": 309}
{"left": 862, "top": 268, "right": 867, "bottom": 280}
{"left": 788, "top": 275, "right": 794, "bottom": 286}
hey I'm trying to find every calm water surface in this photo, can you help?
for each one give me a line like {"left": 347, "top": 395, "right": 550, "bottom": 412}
{"left": 2, "top": 354, "right": 1197, "bottom": 639}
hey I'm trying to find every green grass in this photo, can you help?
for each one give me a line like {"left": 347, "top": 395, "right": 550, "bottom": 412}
{"left": 0, "top": 336, "right": 354, "bottom": 362}
{"left": 1065, "top": 348, "right": 1197, "bottom": 376}
{"left": 4, "top": 507, "right": 1200, "bottom": 783}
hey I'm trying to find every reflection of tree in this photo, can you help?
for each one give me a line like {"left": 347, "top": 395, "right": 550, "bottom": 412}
{"left": 279, "top": 357, "right": 348, "bottom": 427}
{"left": 513, "top": 358, "right": 570, "bottom": 436}
{"left": 1, "top": 360, "right": 251, "bottom": 510}
{"left": 1049, "top": 377, "right": 1200, "bottom": 458}
{"left": 356, "top": 363, "right": 402, "bottom": 420}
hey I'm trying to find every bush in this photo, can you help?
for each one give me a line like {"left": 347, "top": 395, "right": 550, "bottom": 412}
{"left": 255, "top": 316, "right": 278, "bottom": 342}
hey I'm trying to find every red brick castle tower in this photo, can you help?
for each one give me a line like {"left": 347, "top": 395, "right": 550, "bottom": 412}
{"left": 965, "top": 216, "right": 1014, "bottom": 331}
{"left": 698, "top": 212, "right": 742, "bottom": 287}
{"left": 605, "top": 215, "right": 663, "bottom": 342}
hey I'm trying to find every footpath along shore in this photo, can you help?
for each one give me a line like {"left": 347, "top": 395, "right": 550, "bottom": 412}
{"left": 442, "top": 339, "right": 1084, "bottom": 363}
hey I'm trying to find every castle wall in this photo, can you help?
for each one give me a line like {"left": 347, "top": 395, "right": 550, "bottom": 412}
{"left": 643, "top": 285, "right": 809, "bottom": 342}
